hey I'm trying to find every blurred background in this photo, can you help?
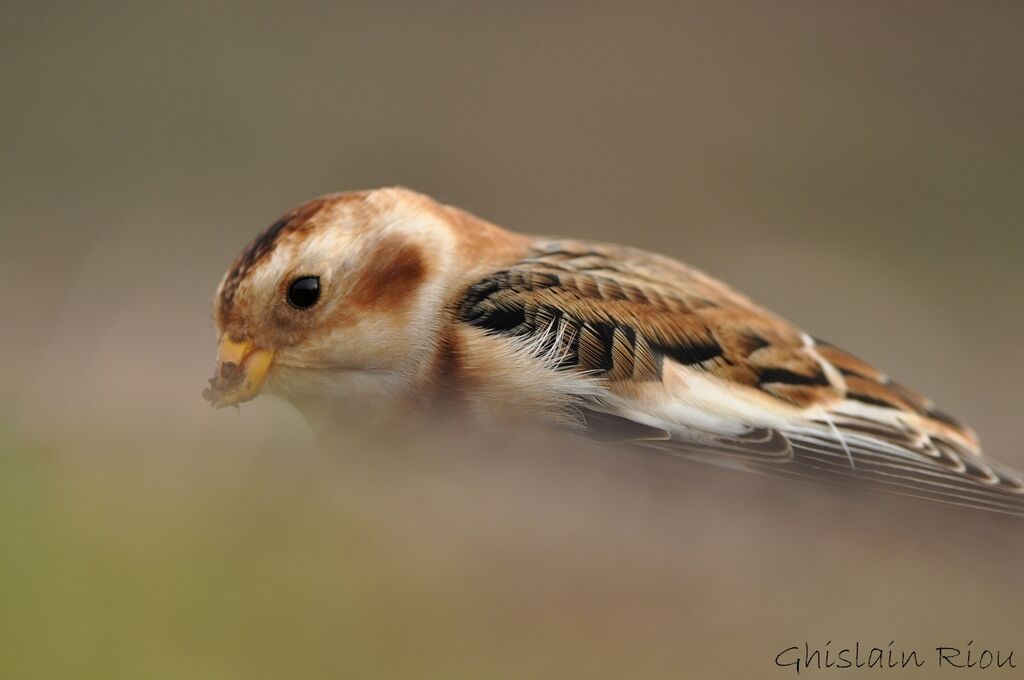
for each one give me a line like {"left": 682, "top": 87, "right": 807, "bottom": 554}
{"left": 1, "top": 2, "right": 1023, "bottom": 678}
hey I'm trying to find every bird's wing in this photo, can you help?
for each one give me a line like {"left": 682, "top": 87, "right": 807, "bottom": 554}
{"left": 457, "top": 238, "right": 1024, "bottom": 515}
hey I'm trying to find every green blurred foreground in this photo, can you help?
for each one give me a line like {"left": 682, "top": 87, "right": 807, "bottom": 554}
{"left": 1, "top": 411, "right": 1021, "bottom": 679}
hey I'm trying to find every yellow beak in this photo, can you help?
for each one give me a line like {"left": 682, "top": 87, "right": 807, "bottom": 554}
{"left": 202, "top": 336, "right": 276, "bottom": 408}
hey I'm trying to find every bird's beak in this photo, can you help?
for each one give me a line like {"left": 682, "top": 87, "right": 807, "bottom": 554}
{"left": 202, "top": 336, "right": 275, "bottom": 408}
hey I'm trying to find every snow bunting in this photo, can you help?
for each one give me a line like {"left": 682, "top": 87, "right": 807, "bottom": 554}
{"left": 204, "top": 187, "right": 1024, "bottom": 515}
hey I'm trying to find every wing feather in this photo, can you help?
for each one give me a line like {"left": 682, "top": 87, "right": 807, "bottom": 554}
{"left": 457, "top": 239, "right": 1024, "bottom": 515}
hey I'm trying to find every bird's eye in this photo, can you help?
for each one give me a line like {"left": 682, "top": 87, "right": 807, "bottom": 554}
{"left": 287, "top": 276, "right": 320, "bottom": 309}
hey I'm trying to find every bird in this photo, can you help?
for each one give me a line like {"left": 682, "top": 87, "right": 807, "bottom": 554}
{"left": 204, "top": 187, "right": 1024, "bottom": 515}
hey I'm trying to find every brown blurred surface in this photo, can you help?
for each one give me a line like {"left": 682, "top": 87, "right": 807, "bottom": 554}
{"left": 1, "top": 2, "right": 1022, "bottom": 678}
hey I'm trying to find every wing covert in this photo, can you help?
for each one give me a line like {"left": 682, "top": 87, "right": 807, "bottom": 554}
{"left": 456, "top": 238, "right": 1024, "bottom": 515}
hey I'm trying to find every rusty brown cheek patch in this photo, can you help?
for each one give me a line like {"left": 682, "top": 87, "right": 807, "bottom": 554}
{"left": 348, "top": 238, "right": 428, "bottom": 311}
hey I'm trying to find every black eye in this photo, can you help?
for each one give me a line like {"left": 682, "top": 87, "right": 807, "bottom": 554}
{"left": 287, "top": 276, "right": 320, "bottom": 309}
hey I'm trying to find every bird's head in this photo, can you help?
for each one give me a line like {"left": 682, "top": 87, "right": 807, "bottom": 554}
{"left": 203, "top": 187, "right": 470, "bottom": 414}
